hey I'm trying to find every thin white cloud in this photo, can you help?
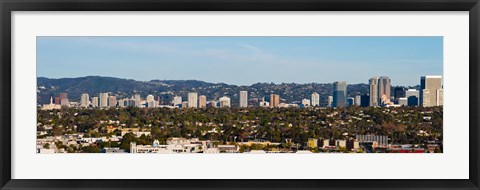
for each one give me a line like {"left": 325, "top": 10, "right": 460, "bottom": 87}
{"left": 238, "top": 43, "right": 262, "bottom": 53}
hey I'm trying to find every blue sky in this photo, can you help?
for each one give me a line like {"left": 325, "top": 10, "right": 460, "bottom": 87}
{"left": 37, "top": 36, "right": 443, "bottom": 86}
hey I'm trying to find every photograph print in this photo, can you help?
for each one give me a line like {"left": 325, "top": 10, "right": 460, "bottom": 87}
{"left": 36, "top": 36, "right": 443, "bottom": 154}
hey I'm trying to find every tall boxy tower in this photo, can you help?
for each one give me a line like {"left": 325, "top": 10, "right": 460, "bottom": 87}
{"left": 420, "top": 76, "right": 443, "bottom": 107}
{"left": 369, "top": 77, "right": 379, "bottom": 106}
{"left": 332, "top": 81, "right": 347, "bottom": 108}
{"left": 378, "top": 76, "right": 391, "bottom": 105}
{"left": 188, "top": 92, "right": 198, "bottom": 108}
{"left": 239, "top": 91, "right": 248, "bottom": 108}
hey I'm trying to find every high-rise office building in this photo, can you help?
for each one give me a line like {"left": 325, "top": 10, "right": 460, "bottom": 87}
{"left": 219, "top": 96, "right": 231, "bottom": 107}
{"left": 369, "top": 76, "right": 391, "bottom": 106}
{"left": 108, "top": 96, "right": 117, "bottom": 107}
{"left": 173, "top": 96, "right": 182, "bottom": 106}
{"left": 311, "top": 92, "right": 320, "bottom": 107}
{"left": 80, "top": 93, "right": 89, "bottom": 108}
{"left": 146, "top": 95, "right": 155, "bottom": 103}
{"left": 59, "top": 92, "right": 68, "bottom": 100}
{"left": 118, "top": 99, "right": 126, "bottom": 107}
{"left": 54, "top": 97, "right": 61, "bottom": 105}
{"left": 239, "top": 91, "right": 248, "bottom": 108}
{"left": 99, "top": 93, "right": 109, "bottom": 107}
{"left": 91, "top": 97, "right": 99, "bottom": 107}
{"left": 188, "top": 92, "right": 198, "bottom": 108}
{"left": 420, "top": 76, "right": 443, "bottom": 107}
{"left": 347, "top": 97, "right": 355, "bottom": 106}
{"left": 270, "top": 94, "right": 280, "bottom": 108}
{"left": 393, "top": 87, "right": 407, "bottom": 103}
{"left": 437, "top": 89, "right": 444, "bottom": 106}
{"left": 332, "top": 81, "right": 347, "bottom": 108}
{"left": 406, "top": 89, "right": 419, "bottom": 106}
{"left": 378, "top": 76, "right": 391, "bottom": 105}
{"left": 354, "top": 95, "right": 361, "bottom": 106}
{"left": 360, "top": 94, "right": 370, "bottom": 107}
{"left": 199, "top": 95, "right": 207, "bottom": 108}
{"left": 327, "top": 96, "right": 333, "bottom": 107}
{"left": 59, "top": 92, "right": 68, "bottom": 105}
{"left": 369, "top": 77, "right": 379, "bottom": 107}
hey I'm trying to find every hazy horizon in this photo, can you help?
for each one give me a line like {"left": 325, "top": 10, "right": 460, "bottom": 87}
{"left": 37, "top": 36, "right": 443, "bottom": 86}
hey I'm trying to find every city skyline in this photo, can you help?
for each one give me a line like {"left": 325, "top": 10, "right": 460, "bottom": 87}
{"left": 37, "top": 36, "right": 443, "bottom": 86}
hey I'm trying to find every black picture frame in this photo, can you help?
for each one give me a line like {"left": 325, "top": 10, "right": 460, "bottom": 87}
{"left": 1, "top": 0, "right": 479, "bottom": 189}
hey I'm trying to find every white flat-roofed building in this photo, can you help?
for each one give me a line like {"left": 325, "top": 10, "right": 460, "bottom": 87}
{"left": 219, "top": 96, "right": 231, "bottom": 108}
{"left": 80, "top": 93, "right": 89, "bottom": 108}
{"left": 239, "top": 91, "right": 248, "bottom": 107}
{"left": 188, "top": 92, "right": 198, "bottom": 108}
{"left": 311, "top": 92, "right": 320, "bottom": 107}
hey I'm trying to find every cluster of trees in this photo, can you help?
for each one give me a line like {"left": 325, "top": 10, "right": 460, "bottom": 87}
{"left": 37, "top": 106, "right": 443, "bottom": 149}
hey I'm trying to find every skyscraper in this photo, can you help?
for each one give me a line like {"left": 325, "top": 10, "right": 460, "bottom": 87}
{"left": 108, "top": 96, "right": 117, "bottom": 107}
{"left": 393, "top": 87, "right": 407, "bottom": 103}
{"left": 199, "top": 95, "right": 207, "bottom": 108}
{"left": 406, "top": 89, "right": 419, "bottom": 106}
{"left": 239, "top": 91, "right": 248, "bottom": 108}
{"left": 332, "top": 81, "right": 347, "bottom": 108}
{"left": 59, "top": 92, "right": 68, "bottom": 105}
{"left": 311, "top": 92, "right": 320, "bottom": 107}
{"left": 91, "top": 97, "right": 99, "bottom": 107}
{"left": 420, "top": 76, "right": 443, "bottom": 107}
{"left": 369, "top": 77, "right": 379, "bottom": 107}
{"left": 80, "top": 93, "right": 89, "bottom": 108}
{"left": 437, "top": 89, "right": 444, "bottom": 106}
{"left": 360, "top": 94, "right": 370, "bottom": 107}
{"left": 188, "top": 92, "right": 198, "bottom": 108}
{"left": 99, "top": 93, "right": 109, "bottom": 107}
{"left": 347, "top": 97, "right": 354, "bottom": 106}
{"left": 270, "top": 94, "right": 280, "bottom": 108}
{"left": 327, "top": 96, "right": 333, "bottom": 107}
{"left": 378, "top": 76, "right": 391, "bottom": 105}
{"left": 354, "top": 95, "right": 361, "bottom": 106}
{"left": 219, "top": 96, "right": 231, "bottom": 107}
{"left": 146, "top": 95, "right": 155, "bottom": 103}
{"left": 118, "top": 99, "right": 126, "bottom": 107}
{"left": 173, "top": 96, "right": 182, "bottom": 106}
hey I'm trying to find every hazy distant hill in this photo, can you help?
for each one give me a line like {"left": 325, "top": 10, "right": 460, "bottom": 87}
{"left": 37, "top": 76, "right": 413, "bottom": 106}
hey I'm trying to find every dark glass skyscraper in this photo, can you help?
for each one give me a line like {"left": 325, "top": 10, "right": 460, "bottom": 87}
{"left": 360, "top": 94, "right": 370, "bottom": 107}
{"left": 332, "top": 81, "right": 347, "bottom": 108}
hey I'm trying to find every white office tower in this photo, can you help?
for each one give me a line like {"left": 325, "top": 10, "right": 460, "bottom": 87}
{"left": 80, "top": 93, "right": 89, "bottom": 108}
{"left": 420, "top": 76, "right": 443, "bottom": 107}
{"left": 146, "top": 95, "right": 155, "bottom": 103}
{"left": 219, "top": 96, "right": 231, "bottom": 107}
{"left": 239, "top": 91, "right": 248, "bottom": 108}
{"left": 199, "top": 95, "right": 207, "bottom": 108}
{"left": 355, "top": 95, "right": 361, "bottom": 106}
{"left": 108, "top": 96, "right": 117, "bottom": 107}
{"left": 327, "top": 96, "right": 333, "bottom": 107}
{"left": 118, "top": 99, "right": 126, "bottom": 107}
{"left": 147, "top": 100, "right": 156, "bottom": 108}
{"left": 188, "top": 92, "right": 198, "bottom": 108}
{"left": 302, "top": 99, "right": 311, "bottom": 107}
{"left": 173, "top": 96, "right": 182, "bottom": 106}
{"left": 369, "top": 77, "right": 379, "bottom": 106}
{"left": 99, "top": 93, "right": 109, "bottom": 107}
{"left": 311, "top": 92, "right": 320, "bottom": 107}
{"left": 436, "top": 89, "right": 444, "bottom": 106}
{"left": 91, "top": 97, "right": 99, "bottom": 107}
